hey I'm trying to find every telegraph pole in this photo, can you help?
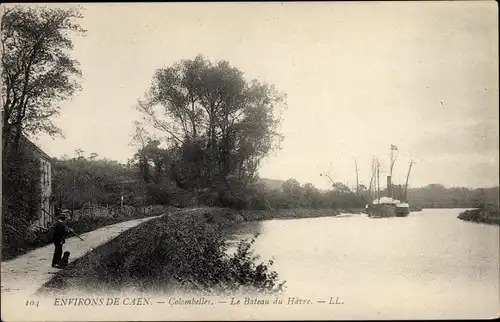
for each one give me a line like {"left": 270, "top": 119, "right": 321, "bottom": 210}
{"left": 120, "top": 181, "right": 124, "bottom": 213}
{"left": 72, "top": 175, "right": 75, "bottom": 220}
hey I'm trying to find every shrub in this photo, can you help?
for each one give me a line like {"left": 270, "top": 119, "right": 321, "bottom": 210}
{"left": 458, "top": 206, "right": 500, "bottom": 225}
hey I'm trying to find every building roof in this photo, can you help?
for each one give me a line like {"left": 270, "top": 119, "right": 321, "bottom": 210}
{"left": 20, "top": 135, "right": 52, "bottom": 161}
{"left": 5, "top": 127, "right": 52, "bottom": 161}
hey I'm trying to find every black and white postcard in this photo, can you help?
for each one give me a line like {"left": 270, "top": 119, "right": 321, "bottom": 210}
{"left": 1, "top": 2, "right": 499, "bottom": 321}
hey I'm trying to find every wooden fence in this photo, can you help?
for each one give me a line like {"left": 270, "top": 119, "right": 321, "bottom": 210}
{"left": 64, "top": 204, "right": 172, "bottom": 221}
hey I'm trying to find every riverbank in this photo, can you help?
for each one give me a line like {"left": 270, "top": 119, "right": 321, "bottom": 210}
{"left": 38, "top": 207, "right": 362, "bottom": 295}
{"left": 239, "top": 207, "right": 365, "bottom": 221}
{"left": 37, "top": 207, "right": 285, "bottom": 296}
{"left": 458, "top": 206, "right": 500, "bottom": 225}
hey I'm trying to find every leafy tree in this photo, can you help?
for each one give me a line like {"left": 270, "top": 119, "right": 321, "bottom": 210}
{"left": 2, "top": 139, "right": 42, "bottom": 258}
{"left": 1, "top": 5, "right": 85, "bottom": 157}
{"left": 1, "top": 5, "right": 85, "bottom": 258}
{"left": 302, "top": 182, "right": 323, "bottom": 208}
{"left": 52, "top": 154, "right": 137, "bottom": 209}
{"left": 279, "top": 178, "right": 302, "bottom": 207}
{"left": 406, "top": 184, "right": 498, "bottom": 208}
{"left": 331, "top": 181, "right": 352, "bottom": 194}
{"left": 137, "top": 56, "right": 286, "bottom": 203}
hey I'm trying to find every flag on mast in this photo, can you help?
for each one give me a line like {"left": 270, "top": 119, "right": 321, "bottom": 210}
{"left": 391, "top": 144, "right": 398, "bottom": 151}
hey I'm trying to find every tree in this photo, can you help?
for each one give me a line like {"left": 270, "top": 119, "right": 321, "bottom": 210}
{"left": 282, "top": 178, "right": 301, "bottom": 193}
{"left": 353, "top": 158, "right": 359, "bottom": 195}
{"left": 74, "top": 148, "right": 84, "bottom": 159}
{"left": 302, "top": 182, "right": 322, "bottom": 208}
{"left": 52, "top": 155, "right": 137, "bottom": 209}
{"left": 331, "top": 181, "right": 352, "bottom": 194}
{"left": 2, "top": 139, "right": 42, "bottom": 258}
{"left": 281, "top": 179, "right": 303, "bottom": 207}
{"left": 1, "top": 5, "right": 85, "bottom": 157}
{"left": 137, "top": 55, "right": 286, "bottom": 199}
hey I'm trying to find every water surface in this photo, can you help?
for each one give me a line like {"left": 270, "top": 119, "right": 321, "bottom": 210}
{"left": 227, "top": 209, "right": 499, "bottom": 319}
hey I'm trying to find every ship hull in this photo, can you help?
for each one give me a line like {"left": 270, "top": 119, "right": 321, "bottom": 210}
{"left": 366, "top": 204, "right": 397, "bottom": 218}
{"left": 395, "top": 206, "right": 410, "bottom": 217}
{"left": 366, "top": 204, "right": 410, "bottom": 218}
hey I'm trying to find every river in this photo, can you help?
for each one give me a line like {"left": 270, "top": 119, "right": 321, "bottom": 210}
{"left": 227, "top": 208, "right": 499, "bottom": 320}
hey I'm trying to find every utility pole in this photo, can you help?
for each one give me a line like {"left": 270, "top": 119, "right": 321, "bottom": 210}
{"left": 142, "top": 179, "right": 146, "bottom": 215}
{"left": 120, "top": 181, "right": 124, "bottom": 213}
{"left": 72, "top": 175, "right": 75, "bottom": 220}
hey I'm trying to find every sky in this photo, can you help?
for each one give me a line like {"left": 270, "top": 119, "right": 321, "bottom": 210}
{"left": 16, "top": 2, "right": 498, "bottom": 190}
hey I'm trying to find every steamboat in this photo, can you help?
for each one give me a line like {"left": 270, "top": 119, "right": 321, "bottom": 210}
{"left": 365, "top": 145, "right": 414, "bottom": 218}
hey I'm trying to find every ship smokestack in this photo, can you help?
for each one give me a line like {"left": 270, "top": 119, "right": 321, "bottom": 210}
{"left": 387, "top": 176, "right": 392, "bottom": 198}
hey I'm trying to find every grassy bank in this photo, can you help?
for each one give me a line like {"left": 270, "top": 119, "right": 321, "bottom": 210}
{"left": 458, "top": 206, "right": 500, "bottom": 225}
{"left": 238, "top": 207, "right": 365, "bottom": 221}
{"left": 1, "top": 206, "right": 177, "bottom": 262}
{"left": 37, "top": 207, "right": 364, "bottom": 295}
{"left": 38, "top": 208, "right": 283, "bottom": 296}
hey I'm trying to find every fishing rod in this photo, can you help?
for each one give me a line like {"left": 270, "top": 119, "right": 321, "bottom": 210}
{"left": 40, "top": 208, "right": 85, "bottom": 241}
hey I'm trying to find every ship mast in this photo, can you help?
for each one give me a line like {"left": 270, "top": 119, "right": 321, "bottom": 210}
{"left": 388, "top": 145, "right": 398, "bottom": 198}
{"left": 368, "top": 156, "right": 376, "bottom": 200}
{"left": 404, "top": 159, "right": 416, "bottom": 202}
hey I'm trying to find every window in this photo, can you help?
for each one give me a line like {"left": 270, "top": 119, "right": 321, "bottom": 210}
{"left": 41, "top": 163, "right": 45, "bottom": 185}
{"left": 42, "top": 161, "right": 47, "bottom": 185}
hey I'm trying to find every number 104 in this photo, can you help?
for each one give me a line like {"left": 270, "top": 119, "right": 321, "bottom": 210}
{"left": 25, "top": 300, "right": 39, "bottom": 307}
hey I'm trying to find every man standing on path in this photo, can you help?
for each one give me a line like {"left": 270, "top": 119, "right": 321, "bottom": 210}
{"left": 50, "top": 207, "right": 67, "bottom": 268}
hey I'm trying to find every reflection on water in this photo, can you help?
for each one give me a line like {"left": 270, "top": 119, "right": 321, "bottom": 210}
{"left": 227, "top": 209, "right": 500, "bottom": 319}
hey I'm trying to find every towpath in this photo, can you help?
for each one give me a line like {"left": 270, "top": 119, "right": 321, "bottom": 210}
{"left": 1, "top": 215, "right": 161, "bottom": 298}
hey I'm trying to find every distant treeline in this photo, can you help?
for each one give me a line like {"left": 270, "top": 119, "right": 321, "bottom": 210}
{"left": 406, "top": 184, "right": 498, "bottom": 209}
{"left": 51, "top": 154, "right": 368, "bottom": 211}
{"left": 50, "top": 154, "right": 498, "bottom": 212}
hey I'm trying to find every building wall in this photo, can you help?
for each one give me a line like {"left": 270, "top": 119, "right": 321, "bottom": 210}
{"left": 17, "top": 135, "right": 55, "bottom": 230}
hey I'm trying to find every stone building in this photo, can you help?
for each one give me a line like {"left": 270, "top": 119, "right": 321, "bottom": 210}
{"left": 22, "top": 136, "right": 55, "bottom": 229}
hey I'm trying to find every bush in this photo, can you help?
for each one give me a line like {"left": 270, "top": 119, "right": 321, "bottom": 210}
{"left": 458, "top": 206, "right": 500, "bottom": 225}
{"left": 144, "top": 180, "right": 197, "bottom": 208}
{"left": 223, "top": 235, "right": 279, "bottom": 294}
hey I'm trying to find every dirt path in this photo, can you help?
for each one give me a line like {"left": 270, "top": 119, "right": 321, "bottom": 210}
{"left": 1, "top": 215, "right": 161, "bottom": 298}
